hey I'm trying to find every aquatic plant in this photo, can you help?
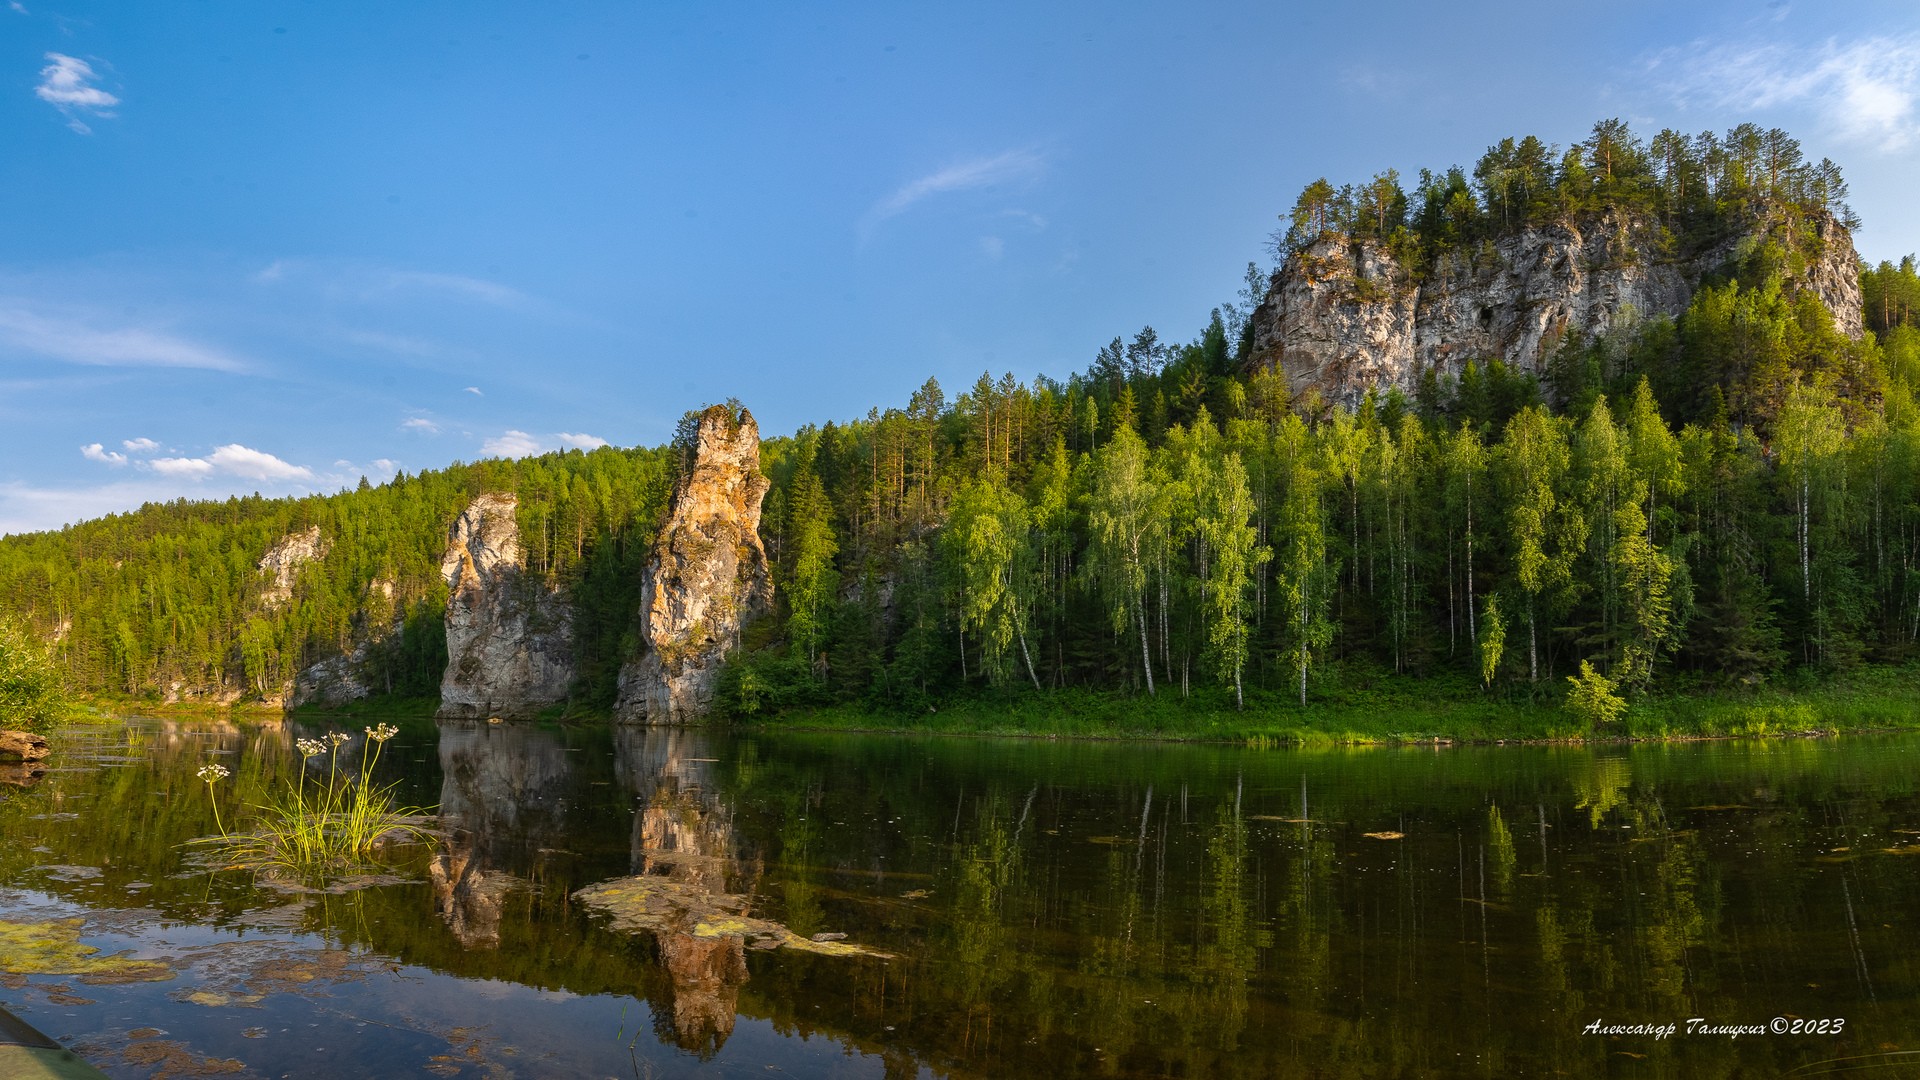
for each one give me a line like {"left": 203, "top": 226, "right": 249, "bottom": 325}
{"left": 194, "top": 723, "right": 434, "bottom": 878}
{"left": 196, "top": 762, "right": 230, "bottom": 834}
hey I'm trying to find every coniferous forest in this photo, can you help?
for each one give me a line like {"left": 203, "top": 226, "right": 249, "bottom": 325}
{"left": 5, "top": 120, "right": 1920, "bottom": 726}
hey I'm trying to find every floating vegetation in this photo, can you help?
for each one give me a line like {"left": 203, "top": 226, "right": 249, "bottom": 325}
{"left": 574, "top": 876, "right": 892, "bottom": 959}
{"left": 1364, "top": 831, "right": 1406, "bottom": 840}
{"left": 190, "top": 724, "right": 435, "bottom": 881}
{"left": 0, "top": 918, "right": 173, "bottom": 983}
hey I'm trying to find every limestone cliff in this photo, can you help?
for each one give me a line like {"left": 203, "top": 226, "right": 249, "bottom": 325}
{"left": 439, "top": 492, "right": 576, "bottom": 718}
{"left": 614, "top": 407, "right": 772, "bottom": 725}
{"left": 258, "top": 525, "right": 328, "bottom": 610}
{"left": 1245, "top": 208, "right": 1863, "bottom": 405}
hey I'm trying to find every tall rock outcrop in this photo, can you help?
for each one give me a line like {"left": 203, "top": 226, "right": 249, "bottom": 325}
{"left": 258, "top": 525, "right": 328, "bottom": 610}
{"left": 1246, "top": 209, "right": 1863, "bottom": 405}
{"left": 614, "top": 406, "right": 772, "bottom": 725}
{"left": 439, "top": 492, "right": 576, "bottom": 718}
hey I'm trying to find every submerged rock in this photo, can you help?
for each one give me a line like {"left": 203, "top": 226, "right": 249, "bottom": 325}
{"left": 573, "top": 876, "right": 891, "bottom": 960}
{"left": 614, "top": 406, "right": 772, "bottom": 725}
{"left": 438, "top": 493, "right": 576, "bottom": 718}
{"left": 0, "top": 730, "right": 49, "bottom": 763}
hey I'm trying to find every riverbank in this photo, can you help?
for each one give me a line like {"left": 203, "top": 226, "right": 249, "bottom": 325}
{"left": 67, "top": 665, "right": 1920, "bottom": 748}
{"left": 743, "top": 664, "right": 1920, "bottom": 746}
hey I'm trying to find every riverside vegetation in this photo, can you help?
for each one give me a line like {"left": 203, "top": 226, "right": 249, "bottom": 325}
{"left": 3, "top": 120, "right": 1920, "bottom": 741}
{"left": 190, "top": 722, "right": 435, "bottom": 881}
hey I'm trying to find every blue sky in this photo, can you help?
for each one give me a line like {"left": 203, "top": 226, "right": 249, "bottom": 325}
{"left": 5, "top": 0, "right": 1920, "bottom": 534}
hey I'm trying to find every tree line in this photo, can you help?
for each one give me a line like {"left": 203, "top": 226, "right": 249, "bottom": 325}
{"left": 1274, "top": 119, "right": 1858, "bottom": 271}
{"left": 1, "top": 121, "right": 1914, "bottom": 723}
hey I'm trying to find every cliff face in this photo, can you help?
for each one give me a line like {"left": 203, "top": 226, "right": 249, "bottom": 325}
{"left": 259, "top": 525, "right": 328, "bottom": 610}
{"left": 439, "top": 492, "right": 576, "bottom": 718}
{"left": 614, "top": 408, "right": 772, "bottom": 725}
{"left": 1245, "top": 209, "right": 1864, "bottom": 405}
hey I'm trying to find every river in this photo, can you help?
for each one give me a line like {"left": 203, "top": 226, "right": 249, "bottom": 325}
{"left": 0, "top": 717, "right": 1915, "bottom": 1078}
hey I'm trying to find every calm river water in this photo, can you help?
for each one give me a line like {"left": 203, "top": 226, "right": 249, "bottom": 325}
{"left": 2, "top": 717, "right": 1918, "bottom": 1078}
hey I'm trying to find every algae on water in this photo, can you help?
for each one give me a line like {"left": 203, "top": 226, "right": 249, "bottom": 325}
{"left": 0, "top": 917, "right": 173, "bottom": 983}
{"left": 574, "top": 876, "right": 891, "bottom": 959}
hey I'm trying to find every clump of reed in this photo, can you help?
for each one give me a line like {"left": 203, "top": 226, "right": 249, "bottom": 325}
{"left": 193, "top": 723, "right": 434, "bottom": 877}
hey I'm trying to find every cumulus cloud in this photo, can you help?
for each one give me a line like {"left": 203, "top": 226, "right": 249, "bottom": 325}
{"left": 35, "top": 53, "right": 118, "bottom": 134}
{"left": 481, "top": 430, "right": 608, "bottom": 457}
{"left": 205, "top": 444, "right": 314, "bottom": 481}
{"left": 81, "top": 443, "right": 127, "bottom": 466}
{"left": 1653, "top": 34, "right": 1920, "bottom": 148}
{"left": 481, "top": 430, "right": 546, "bottom": 458}
{"left": 863, "top": 149, "right": 1046, "bottom": 235}
{"left": 401, "top": 417, "right": 441, "bottom": 434}
{"left": 138, "top": 444, "right": 313, "bottom": 482}
{"left": 121, "top": 437, "right": 159, "bottom": 454}
{"left": 0, "top": 301, "right": 245, "bottom": 371}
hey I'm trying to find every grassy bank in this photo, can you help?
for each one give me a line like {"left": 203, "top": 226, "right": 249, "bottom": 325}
{"left": 744, "top": 664, "right": 1920, "bottom": 746}
{"left": 67, "top": 666, "right": 1920, "bottom": 748}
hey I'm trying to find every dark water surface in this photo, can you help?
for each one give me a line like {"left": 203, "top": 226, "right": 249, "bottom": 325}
{"left": 3, "top": 718, "right": 1919, "bottom": 1078}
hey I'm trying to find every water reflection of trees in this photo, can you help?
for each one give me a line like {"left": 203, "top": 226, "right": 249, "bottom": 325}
{"left": 11, "top": 725, "right": 1920, "bottom": 1078}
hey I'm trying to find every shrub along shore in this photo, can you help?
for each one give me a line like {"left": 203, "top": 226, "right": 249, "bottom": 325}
{"left": 85, "top": 661, "right": 1912, "bottom": 749}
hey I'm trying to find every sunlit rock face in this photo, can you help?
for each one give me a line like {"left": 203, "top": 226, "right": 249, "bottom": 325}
{"left": 614, "top": 407, "right": 772, "bottom": 725}
{"left": 431, "top": 720, "right": 579, "bottom": 948}
{"left": 1245, "top": 209, "right": 1864, "bottom": 406}
{"left": 438, "top": 493, "right": 575, "bottom": 718}
{"left": 258, "top": 525, "right": 328, "bottom": 610}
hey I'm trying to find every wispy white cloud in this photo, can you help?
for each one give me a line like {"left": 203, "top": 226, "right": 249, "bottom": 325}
{"left": 979, "top": 236, "right": 1005, "bottom": 259}
{"left": 463, "top": 386, "right": 483, "bottom": 396}
{"left": 340, "top": 328, "right": 451, "bottom": 359}
{"left": 122, "top": 437, "right": 160, "bottom": 454}
{"left": 556, "top": 432, "right": 608, "bottom": 450}
{"left": 36, "top": 53, "right": 118, "bottom": 134}
{"left": 382, "top": 271, "right": 530, "bottom": 309}
{"left": 401, "top": 417, "right": 441, "bottom": 434}
{"left": 1, "top": 480, "right": 190, "bottom": 537}
{"left": 253, "top": 259, "right": 539, "bottom": 312}
{"left": 81, "top": 442, "right": 127, "bottom": 466}
{"left": 0, "top": 300, "right": 245, "bottom": 371}
{"left": 1652, "top": 34, "right": 1920, "bottom": 149}
{"left": 482, "top": 430, "right": 546, "bottom": 458}
{"left": 11, "top": 3, "right": 30, "bottom": 15}
{"left": 863, "top": 149, "right": 1046, "bottom": 235}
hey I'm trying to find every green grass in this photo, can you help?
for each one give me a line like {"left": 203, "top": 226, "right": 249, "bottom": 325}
{"left": 190, "top": 723, "right": 435, "bottom": 880}
{"left": 745, "top": 663, "right": 1920, "bottom": 747}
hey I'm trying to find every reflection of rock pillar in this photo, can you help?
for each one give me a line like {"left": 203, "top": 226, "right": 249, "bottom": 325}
{"left": 431, "top": 720, "right": 575, "bottom": 949}
{"left": 615, "top": 726, "right": 752, "bottom": 1053}
{"left": 655, "top": 933, "right": 747, "bottom": 1055}
{"left": 429, "top": 843, "right": 510, "bottom": 948}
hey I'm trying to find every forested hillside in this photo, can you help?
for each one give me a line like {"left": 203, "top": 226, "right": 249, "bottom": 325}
{"left": 0, "top": 449, "right": 673, "bottom": 709}
{"left": 4, "top": 120, "right": 1919, "bottom": 721}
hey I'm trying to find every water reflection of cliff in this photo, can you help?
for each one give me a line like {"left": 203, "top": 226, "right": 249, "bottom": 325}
{"left": 614, "top": 726, "right": 757, "bottom": 1057}
{"left": 431, "top": 720, "right": 579, "bottom": 948}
